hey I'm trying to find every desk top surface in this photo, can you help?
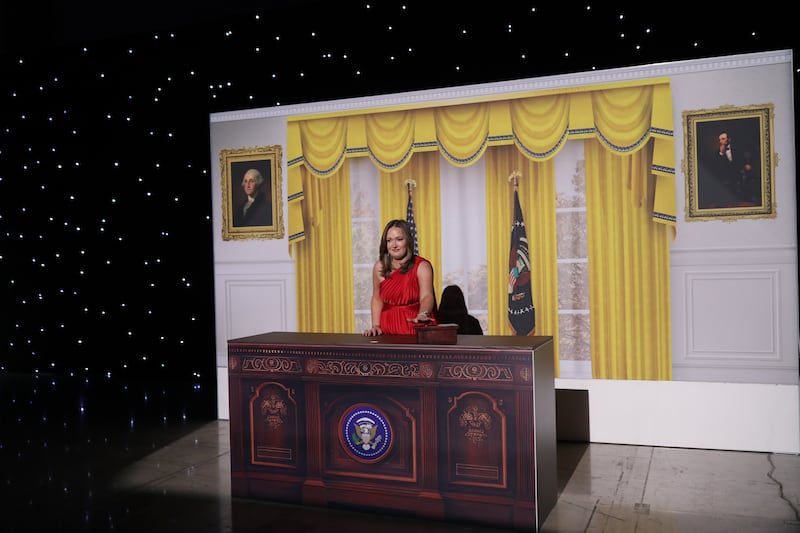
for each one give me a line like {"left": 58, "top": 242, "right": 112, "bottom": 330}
{"left": 228, "top": 331, "right": 553, "bottom": 352}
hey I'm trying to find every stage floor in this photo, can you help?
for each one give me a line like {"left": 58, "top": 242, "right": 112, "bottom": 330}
{"left": 1, "top": 373, "right": 799, "bottom": 532}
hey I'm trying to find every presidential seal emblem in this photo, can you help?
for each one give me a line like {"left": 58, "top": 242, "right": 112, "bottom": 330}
{"left": 339, "top": 404, "right": 393, "bottom": 463}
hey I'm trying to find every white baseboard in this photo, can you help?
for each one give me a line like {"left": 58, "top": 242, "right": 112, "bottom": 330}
{"left": 556, "top": 378, "right": 800, "bottom": 454}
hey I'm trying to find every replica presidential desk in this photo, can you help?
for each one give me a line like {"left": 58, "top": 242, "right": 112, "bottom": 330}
{"left": 227, "top": 332, "right": 557, "bottom": 530}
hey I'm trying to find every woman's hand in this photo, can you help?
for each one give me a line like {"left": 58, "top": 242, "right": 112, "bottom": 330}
{"left": 407, "top": 310, "right": 432, "bottom": 324}
{"left": 363, "top": 325, "right": 383, "bottom": 336}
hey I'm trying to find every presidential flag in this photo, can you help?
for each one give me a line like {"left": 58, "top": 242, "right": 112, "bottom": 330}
{"left": 406, "top": 186, "right": 419, "bottom": 255}
{"left": 508, "top": 188, "right": 535, "bottom": 335}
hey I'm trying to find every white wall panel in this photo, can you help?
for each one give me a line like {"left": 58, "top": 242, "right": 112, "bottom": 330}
{"left": 686, "top": 271, "right": 776, "bottom": 355}
{"left": 671, "top": 246, "right": 797, "bottom": 384}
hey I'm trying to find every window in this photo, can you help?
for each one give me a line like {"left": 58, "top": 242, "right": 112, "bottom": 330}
{"left": 554, "top": 141, "right": 591, "bottom": 378}
{"left": 351, "top": 159, "right": 380, "bottom": 333}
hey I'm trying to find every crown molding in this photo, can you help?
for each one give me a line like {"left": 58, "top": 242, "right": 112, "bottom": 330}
{"left": 210, "top": 49, "right": 792, "bottom": 124}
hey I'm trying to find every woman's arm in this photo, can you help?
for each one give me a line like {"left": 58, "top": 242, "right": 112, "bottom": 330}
{"left": 414, "top": 260, "right": 435, "bottom": 322}
{"left": 364, "top": 261, "right": 384, "bottom": 336}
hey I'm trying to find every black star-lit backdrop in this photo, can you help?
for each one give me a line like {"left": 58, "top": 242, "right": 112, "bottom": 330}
{"left": 0, "top": 1, "right": 796, "bottom": 400}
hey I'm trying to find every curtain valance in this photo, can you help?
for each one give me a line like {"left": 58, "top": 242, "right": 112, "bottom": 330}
{"left": 287, "top": 80, "right": 675, "bottom": 244}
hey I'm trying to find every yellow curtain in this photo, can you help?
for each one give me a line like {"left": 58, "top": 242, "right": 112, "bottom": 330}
{"left": 435, "top": 103, "right": 490, "bottom": 166}
{"left": 367, "top": 110, "right": 416, "bottom": 171}
{"left": 585, "top": 139, "right": 672, "bottom": 380}
{"left": 288, "top": 79, "right": 676, "bottom": 247}
{"left": 485, "top": 145, "right": 559, "bottom": 375}
{"left": 294, "top": 162, "right": 355, "bottom": 333}
{"left": 511, "top": 93, "right": 570, "bottom": 157}
{"left": 378, "top": 152, "right": 443, "bottom": 300}
{"left": 298, "top": 117, "right": 348, "bottom": 175}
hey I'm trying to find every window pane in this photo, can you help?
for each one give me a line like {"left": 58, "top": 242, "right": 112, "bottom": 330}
{"left": 439, "top": 157, "right": 488, "bottom": 314}
{"left": 555, "top": 143, "right": 586, "bottom": 208}
{"left": 558, "top": 313, "right": 591, "bottom": 361}
{"left": 350, "top": 158, "right": 379, "bottom": 328}
{"left": 350, "top": 159, "right": 379, "bottom": 218}
{"left": 355, "top": 314, "right": 372, "bottom": 333}
{"left": 353, "top": 219, "right": 378, "bottom": 266}
{"left": 354, "top": 266, "right": 373, "bottom": 312}
{"left": 556, "top": 211, "right": 588, "bottom": 258}
{"left": 557, "top": 262, "right": 589, "bottom": 309}
{"left": 554, "top": 141, "right": 590, "bottom": 375}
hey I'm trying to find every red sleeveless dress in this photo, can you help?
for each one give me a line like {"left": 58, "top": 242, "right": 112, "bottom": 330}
{"left": 379, "top": 256, "right": 435, "bottom": 334}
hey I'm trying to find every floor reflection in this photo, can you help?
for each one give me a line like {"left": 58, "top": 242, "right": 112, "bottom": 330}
{"left": 2, "top": 372, "right": 799, "bottom": 533}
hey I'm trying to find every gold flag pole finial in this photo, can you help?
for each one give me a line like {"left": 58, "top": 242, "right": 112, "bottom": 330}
{"left": 404, "top": 177, "right": 417, "bottom": 192}
{"left": 508, "top": 171, "right": 521, "bottom": 189}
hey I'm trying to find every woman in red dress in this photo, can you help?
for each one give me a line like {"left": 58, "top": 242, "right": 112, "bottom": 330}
{"left": 363, "top": 219, "right": 436, "bottom": 335}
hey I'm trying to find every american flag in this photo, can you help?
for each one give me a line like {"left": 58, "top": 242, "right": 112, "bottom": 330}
{"left": 508, "top": 187, "right": 535, "bottom": 335}
{"left": 406, "top": 185, "right": 419, "bottom": 255}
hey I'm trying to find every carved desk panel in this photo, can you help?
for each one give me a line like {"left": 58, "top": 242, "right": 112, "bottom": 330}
{"left": 228, "top": 332, "right": 556, "bottom": 530}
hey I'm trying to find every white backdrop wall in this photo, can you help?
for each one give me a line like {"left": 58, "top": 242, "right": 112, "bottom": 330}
{"left": 209, "top": 50, "right": 799, "bottom": 453}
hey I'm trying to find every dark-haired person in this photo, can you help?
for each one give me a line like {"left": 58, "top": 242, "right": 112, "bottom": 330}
{"left": 698, "top": 131, "right": 760, "bottom": 208}
{"left": 363, "top": 219, "right": 436, "bottom": 336}
{"left": 438, "top": 285, "right": 483, "bottom": 335}
{"left": 233, "top": 168, "right": 272, "bottom": 227}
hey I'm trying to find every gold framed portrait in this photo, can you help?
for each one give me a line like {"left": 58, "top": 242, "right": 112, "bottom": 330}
{"left": 220, "top": 145, "right": 284, "bottom": 240}
{"left": 683, "top": 104, "right": 775, "bottom": 221}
